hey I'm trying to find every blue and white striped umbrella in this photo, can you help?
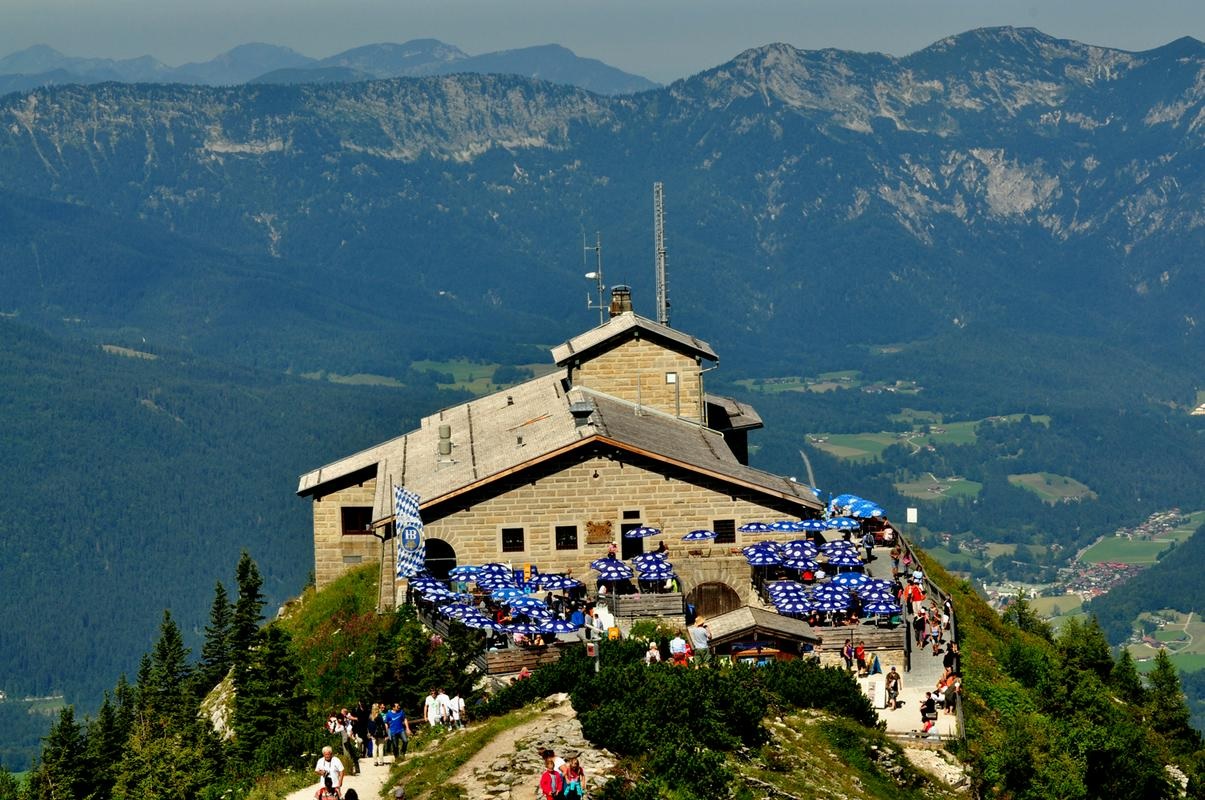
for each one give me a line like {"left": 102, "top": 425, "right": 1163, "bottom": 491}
{"left": 490, "top": 587, "right": 525, "bottom": 600}
{"left": 774, "top": 598, "right": 814, "bottom": 614}
{"left": 864, "top": 600, "right": 902, "bottom": 616}
{"left": 682, "top": 529, "right": 717, "bottom": 541}
{"left": 538, "top": 618, "right": 583, "bottom": 634}
{"left": 746, "top": 550, "right": 782, "bottom": 567}
{"left": 795, "top": 519, "right": 828, "bottom": 532}
{"left": 623, "top": 526, "right": 662, "bottom": 539}
{"left": 827, "top": 553, "right": 865, "bottom": 568}
{"left": 833, "top": 572, "right": 870, "bottom": 586}
{"left": 827, "top": 517, "right": 862, "bottom": 531}
{"left": 739, "top": 522, "right": 773, "bottom": 533}
{"left": 632, "top": 552, "right": 667, "bottom": 567}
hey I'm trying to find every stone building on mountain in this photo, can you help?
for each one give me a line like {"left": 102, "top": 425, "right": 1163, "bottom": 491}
{"left": 297, "top": 287, "right": 824, "bottom": 616}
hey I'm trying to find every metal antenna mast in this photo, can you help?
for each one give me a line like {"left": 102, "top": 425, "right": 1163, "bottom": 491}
{"left": 653, "top": 182, "right": 669, "bottom": 326}
{"left": 583, "top": 231, "right": 605, "bottom": 325}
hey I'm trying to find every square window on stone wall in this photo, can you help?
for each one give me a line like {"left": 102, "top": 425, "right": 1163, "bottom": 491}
{"left": 623, "top": 509, "right": 641, "bottom": 520}
{"left": 502, "top": 527, "right": 525, "bottom": 553}
{"left": 555, "top": 525, "right": 579, "bottom": 551}
{"left": 341, "top": 506, "right": 374, "bottom": 535}
{"left": 714, "top": 518, "right": 736, "bottom": 544}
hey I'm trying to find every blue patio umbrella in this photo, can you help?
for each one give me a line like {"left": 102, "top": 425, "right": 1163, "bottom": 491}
{"left": 448, "top": 565, "right": 479, "bottom": 579}
{"left": 742, "top": 542, "right": 782, "bottom": 556}
{"left": 858, "top": 588, "right": 897, "bottom": 602}
{"left": 739, "top": 522, "right": 773, "bottom": 533}
{"left": 438, "top": 602, "right": 479, "bottom": 618}
{"left": 864, "top": 600, "right": 902, "bottom": 616}
{"left": 827, "top": 553, "right": 865, "bottom": 568}
{"left": 478, "top": 562, "right": 513, "bottom": 574}
{"left": 827, "top": 517, "right": 861, "bottom": 531}
{"left": 795, "top": 519, "right": 828, "bottom": 532}
{"left": 476, "top": 574, "right": 517, "bottom": 588}
{"left": 783, "top": 538, "right": 819, "bottom": 553}
{"left": 850, "top": 502, "right": 885, "bottom": 519}
{"left": 767, "top": 580, "right": 805, "bottom": 593}
{"left": 594, "top": 563, "right": 634, "bottom": 580}
{"left": 490, "top": 587, "right": 524, "bottom": 601}
{"left": 538, "top": 618, "right": 583, "bottom": 635}
{"left": 507, "top": 596, "right": 548, "bottom": 611}
{"left": 774, "top": 598, "right": 814, "bottom": 614}
{"left": 639, "top": 567, "right": 676, "bottom": 582}
{"left": 623, "top": 526, "right": 662, "bottom": 538}
{"left": 833, "top": 572, "right": 870, "bottom": 586}
{"left": 409, "top": 576, "right": 444, "bottom": 589}
{"left": 770, "top": 520, "right": 799, "bottom": 532}
{"left": 682, "top": 529, "right": 717, "bottom": 541}
{"left": 745, "top": 550, "right": 782, "bottom": 567}
{"left": 504, "top": 622, "right": 544, "bottom": 636}
{"left": 820, "top": 540, "right": 855, "bottom": 552}
{"left": 535, "top": 574, "right": 582, "bottom": 591}
{"left": 419, "top": 586, "right": 456, "bottom": 599}
{"left": 462, "top": 616, "right": 502, "bottom": 631}
{"left": 813, "top": 596, "right": 851, "bottom": 613}
{"left": 632, "top": 552, "right": 667, "bottom": 567}
{"left": 783, "top": 557, "right": 821, "bottom": 571}
{"left": 811, "top": 583, "right": 850, "bottom": 598}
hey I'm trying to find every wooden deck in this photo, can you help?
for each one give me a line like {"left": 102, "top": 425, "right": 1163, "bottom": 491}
{"left": 609, "top": 592, "right": 685, "bottom": 621}
{"left": 474, "top": 643, "right": 574, "bottom": 675}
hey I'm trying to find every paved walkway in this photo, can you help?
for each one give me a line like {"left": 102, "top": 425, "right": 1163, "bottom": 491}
{"left": 287, "top": 750, "right": 394, "bottom": 800}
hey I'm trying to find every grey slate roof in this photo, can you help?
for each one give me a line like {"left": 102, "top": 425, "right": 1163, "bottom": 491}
{"left": 297, "top": 371, "right": 822, "bottom": 522}
{"left": 550, "top": 311, "right": 718, "bottom": 365}
{"left": 704, "top": 605, "right": 822, "bottom": 647}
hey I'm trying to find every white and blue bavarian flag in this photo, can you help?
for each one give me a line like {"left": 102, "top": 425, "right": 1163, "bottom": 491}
{"left": 394, "top": 485, "right": 426, "bottom": 578}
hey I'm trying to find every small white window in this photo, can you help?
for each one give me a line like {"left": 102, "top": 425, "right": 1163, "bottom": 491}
{"left": 666, "top": 372, "right": 678, "bottom": 384}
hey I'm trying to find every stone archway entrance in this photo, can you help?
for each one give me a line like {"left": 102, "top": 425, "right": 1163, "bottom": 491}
{"left": 686, "top": 581, "right": 742, "bottom": 619}
{"left": 424, "top": 538, "right": 457, "bottom": 579}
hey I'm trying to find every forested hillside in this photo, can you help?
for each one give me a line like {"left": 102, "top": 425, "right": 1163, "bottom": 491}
{"left": 0, "top": 319, "right": 467, "bottom": 767}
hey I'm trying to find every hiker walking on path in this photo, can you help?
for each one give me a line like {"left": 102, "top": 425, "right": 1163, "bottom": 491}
{"left": 424, "top": 688, "right": 441, "bottom": 728}
{"left": 314, "top": 746, "right": 345, "bottom": 799}
{"left": 385, "top": 702, "right": 410, "bottom": 760}
{"left": 538, "top": 756, "right": 564, "bottom": 800}
{"left": 338, "top": 708, "right": 360, "bottom": 775}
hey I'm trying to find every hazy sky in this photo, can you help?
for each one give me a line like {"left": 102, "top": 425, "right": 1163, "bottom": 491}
{"left": 4, "top": 0, "right": 1203, "bottom": 82}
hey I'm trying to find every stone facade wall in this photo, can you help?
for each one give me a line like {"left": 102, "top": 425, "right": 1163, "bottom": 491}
{"left": 313, "top": 479, "right": 380, "bottom": 589}
{"left": 310, "top": 448, "right": 804, "bottom": 596}
{"left": 569, "top": 337, "right": 703, "bottom": 422}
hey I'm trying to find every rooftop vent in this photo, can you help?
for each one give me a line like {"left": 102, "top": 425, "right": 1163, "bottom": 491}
{"left": 569, "top": 399, "right": 596, "bottom": 428}
{"left": 609, "top": 285, "right": 633, "bottom": 318}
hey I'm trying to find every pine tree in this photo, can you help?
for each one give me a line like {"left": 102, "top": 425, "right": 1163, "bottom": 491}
{"left": 198, "top": 580, "right": 233, "bottom": 693}
{"left": 83, "top": 695, "right": 123, "bottom": 800}
{"left": 230, "top": 626, "right": 311, "bottom": 772}
{"left": 230, "top": 551, "right": 265, "bottom": 673}
{"left": 0, "top": 766, "right": 19, "bottom": 800}
{"left": 1111, "top": 648, "right": 1147, "bottom": 707}
{"left": 141, "top": 610, "right": 194, "bottom": 725}
{"left": 1146, "top": 648, "right": 1202, "bottom": 755}
{"left": 27, "top": 706, "right": 86, "bottom": 800}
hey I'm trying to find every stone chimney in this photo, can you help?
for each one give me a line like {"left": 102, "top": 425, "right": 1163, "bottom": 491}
{"left": 609, "top": 285, "right": 633, "bottom": 318}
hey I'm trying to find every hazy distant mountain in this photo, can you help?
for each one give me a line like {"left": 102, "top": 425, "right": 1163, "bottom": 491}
{"left": 427, "top": 43, "right": 659, "bottom": 94}
{"left": 316, "top": 39, "right": 468, "bottom": 77}
{"left": 0, "top": 39, "right": 658, "bottom": 97}
{"left": 172, "top": 42, "right": 316, "bottom": 84}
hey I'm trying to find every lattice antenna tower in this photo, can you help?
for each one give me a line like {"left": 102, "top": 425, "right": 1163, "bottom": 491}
{"left": 653, "top": 182, "right": 669, "bottom": 326}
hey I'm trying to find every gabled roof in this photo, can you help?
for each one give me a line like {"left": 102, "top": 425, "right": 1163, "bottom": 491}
{"left": 297, "top": 371, "right": 822, "bottom": 522}
{"left": 551, "top": 312, "right": 718, "bottom": 366}
{"left": 705, "top": 605, "right": 822, "bottom": 647}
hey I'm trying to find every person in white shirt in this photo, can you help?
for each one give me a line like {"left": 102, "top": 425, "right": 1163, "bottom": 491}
{"left": 450, "top": 693, "right": 465, "bottom": 728}
{"left": 424, "top": 688, "right": 440, "bottom": 728}
{"left": 313, "top": 746, "right": 344, "bottom": 798}
{"left": 435, "top": 688, "right": 451, "bottom": 726}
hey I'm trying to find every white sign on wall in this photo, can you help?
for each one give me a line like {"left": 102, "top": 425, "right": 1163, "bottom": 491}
{"left": 906, "top": 507, "right": 918, "bottom": 525}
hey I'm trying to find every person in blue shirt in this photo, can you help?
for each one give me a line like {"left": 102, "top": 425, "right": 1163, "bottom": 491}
{"left": 384, "top": 702, "right": 411, "bottom": 761}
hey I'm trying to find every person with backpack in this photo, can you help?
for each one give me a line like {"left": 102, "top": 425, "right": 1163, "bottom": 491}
{"left": 538, "top": 756, "right": 564, "bottom": 800}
